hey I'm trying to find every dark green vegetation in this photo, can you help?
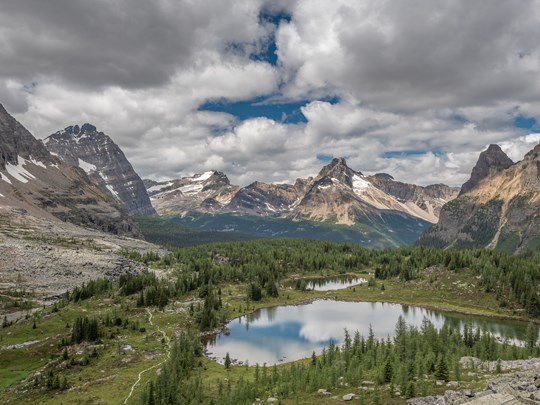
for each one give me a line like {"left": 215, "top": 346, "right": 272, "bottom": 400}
{"left": 142, "top": 317, "right": 537, "bottom": 405}
{"left": 135, "top": 215, "right": 256, "bottom": 247}
{"left": 2, "top": 239, "right": 540, "bottom": 404}
{"left": 167, "top": 212, "right": 431, "bottom": 249}
{"left": 125, "top": 239, "right": 540, "bottom": 318}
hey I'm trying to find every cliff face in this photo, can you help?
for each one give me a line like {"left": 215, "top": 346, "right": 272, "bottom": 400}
{"left": 0, "top": 105, "right": 139, "bottom": 237}
{"left": 419, "top": 143, "right": 540, "bottom": 254}
{"left": 44, "top": 124, "right": 156, "bottom": 216}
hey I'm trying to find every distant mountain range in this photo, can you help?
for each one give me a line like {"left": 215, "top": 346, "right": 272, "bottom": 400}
{"left": 2, "top": 102, "right": 540, "bottom": 252}
{"left": 142, "top": 157, "right": 458, "bottom": 248}
{"left": 145, "top": 157, "right": 458, "bottom": 224}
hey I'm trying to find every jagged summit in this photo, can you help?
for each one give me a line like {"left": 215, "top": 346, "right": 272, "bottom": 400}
{"left": 315, "top": 157, "right": 362, "bottom": 188}
{"left": 45, "top": 125, "right": 156, "bottom": 216}
{"left": 459, "top": 144, "right": 514, "bottom": 196}
{"left": 145, "top": 158, "right": 458, "bottom": 225}
{"left": 373, "top": 173, "right": 395, "bottom": 181}
{"left": 146, "top": 170, "right": 239, "bottom": 215}
{"left": 60, "top": 123, "right": 98, "bottom": 136}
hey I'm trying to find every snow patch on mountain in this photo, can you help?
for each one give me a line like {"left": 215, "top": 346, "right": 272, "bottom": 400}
{"left": 147, "top": 182, "right": 173, "bottom": 193}
{"left": 29, "top": 156, "right": 47, "bottom": 168}
{"left": 106, "top": 184, "right": 120, "bottom": 200}
{"left": 352, "top": 174, "right": 371, "bottom": 192}
{"left": 4, "top": 156, "right": 36, "bottom": 183}
{"left": 191, "top": 171, "right": 214, "bottom": 182}
{"left": 179, "top": 183, "right": 204, "bottom": 195}
{"left": 78, "top": 158, "right": 97, "bottom": 173}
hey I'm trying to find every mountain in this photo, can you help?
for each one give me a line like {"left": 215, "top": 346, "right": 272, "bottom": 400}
{"left": 143, "top": 158, "right": 458, "bottom": 248}
{"left": 418, "top": 143, "right": 540, "bottom": 254}
{"left": 44, "top": 124, "right": 156, "bottom": 216}
{"left": 0, "top": 104, "right": 138, "bottom": 236}
{"left": 292, "top": 158, "right": 458, "bottom": 224}
{"left": 146, "top": 171, "right": 238, "bottom": 215}
{"left": 225, "top": 181, "right": 305, "bottom": 215}
{"left": 146, "top": 158, "right": 458, "bottom": 224}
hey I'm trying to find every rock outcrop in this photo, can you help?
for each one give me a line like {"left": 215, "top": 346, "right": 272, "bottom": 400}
{"left": 44, "top": 124, "right": 156, "bottom": 216}
{"left": 368, "top": 173, "right": 459, "bottom": 219}
{"left": 409, "top": 357, "right": 540, "bottom": 405}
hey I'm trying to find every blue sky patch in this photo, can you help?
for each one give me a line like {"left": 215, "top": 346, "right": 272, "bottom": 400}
{"left": 316, "top": 153, "right": 334, "bottom": 162}
{"left": 383, "top": 149, "right": 444, "bottom": 159}
{"left": 249, "top": 9, "right": 292, "bottom": 66}
{"left": 199, "top": 96, "right": 340, "bottom": 124}
{"left": 515, "top": 115, "right": 540, "bottom": 132}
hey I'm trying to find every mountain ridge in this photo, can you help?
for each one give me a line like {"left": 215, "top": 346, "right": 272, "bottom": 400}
{"left": 145, "top": 157, "right": 459, "bottom": 225}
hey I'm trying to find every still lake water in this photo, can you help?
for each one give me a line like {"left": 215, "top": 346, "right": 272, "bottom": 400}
{"left": 204, "top": 300, "right": 539, "bottom": 365}
{"left": 285, "top": 275, "right": 368, "bottom": 291}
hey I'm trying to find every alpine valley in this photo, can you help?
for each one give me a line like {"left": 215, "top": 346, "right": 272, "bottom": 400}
{"left": 2, "top": 103, "right": 540, "bottom": 405}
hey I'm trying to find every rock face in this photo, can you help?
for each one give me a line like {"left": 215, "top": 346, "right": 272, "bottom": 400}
{"left": 44, "top": 124, "right": 156, "bottom": 216}
{"left": 459, "top": 144, "right": 514, "bottom": 196}
{"left": 0, "top": 104, "right": 138, "bottom": 236}
{"left": 293, "top": 158, "right": 458, "bottom": 225}
{"left": 419, "top": 143, "right": 540, "bottom": 254}
{"left": 146, "top": 158, "right": 457, "bottom": 226}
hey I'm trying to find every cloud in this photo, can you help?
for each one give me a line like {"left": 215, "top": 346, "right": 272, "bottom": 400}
{"left": 0, "top": 0, "right": 272, "bottom": 89}
{"left": 277, "top": 0, "right": 540, "bottom": 111}
{"left": 2, "top": 0, "right": 540, "bottom": 188}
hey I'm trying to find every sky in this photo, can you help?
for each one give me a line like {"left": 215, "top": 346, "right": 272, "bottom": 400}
{"left": 2, "top": 0, "right": 540, "bottom": 187}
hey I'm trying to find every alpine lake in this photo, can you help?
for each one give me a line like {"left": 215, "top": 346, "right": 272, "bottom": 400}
{"left": 204, "top": 276, "right": 539, "bottom": 366}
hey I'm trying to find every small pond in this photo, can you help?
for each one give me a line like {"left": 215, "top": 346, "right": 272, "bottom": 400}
{"left": 204, "top": 300, "right": 538, "bottom": 365}
{"left": 285, "top": 275, "right": 368, "bottom": 291}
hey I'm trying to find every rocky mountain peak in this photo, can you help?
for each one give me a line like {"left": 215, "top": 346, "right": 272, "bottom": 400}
{"left": 62, "top": 123, "right": 98, "bottom": 136}
{"left": 0, "top": 105, "right": 139, "bottom": 236}
{"left": 459, "top": 144, "right": 514, "bottom": 196}
{"left": 316, "top": 157, "right": 361, "bottom": 187}
{"left": 373, "top": 173, "right": 395, "bottom": 181}
{"left": 44, "top": 125, "right": 156, "bottom": 216}
{"left": 0, "top": 104, "right": 55, "bottom": 170}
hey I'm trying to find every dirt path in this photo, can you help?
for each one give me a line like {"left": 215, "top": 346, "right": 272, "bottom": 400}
{"left": 123, "top": 308, "right": 171, "bottom": 404}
